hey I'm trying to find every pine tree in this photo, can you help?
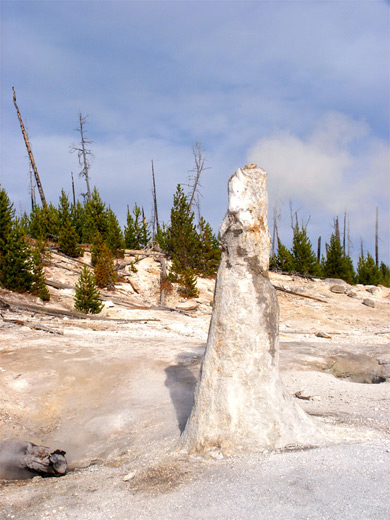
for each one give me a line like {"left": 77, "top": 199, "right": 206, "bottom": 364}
{"left": 154, "top": 223, "right": 169, "bottom": 251}
{"left": 30, "top": 247, "right": 50, "bottom": 301}
{"left": 91, "top": 232, "right": 105, "bottom": 267}
{"left": 357, "top": 252, "right": 380, "bottom": 286}
{"left": 0, "top": 187, "right": 15, "bottom": 255}
{"left": 83, "top": 187, "right": 108, "bottom": 243}
{"left": 291, "top": 225, "right": 321, "bottom": 276}
{"left": 178, "top": 268, "right": 199, "bottom": 298}
{"left": 197, "top": 217, "right": 221, "bottom": 277}
{"left": 0, "top": 220, "right": 33, "bottom": 293}
{"left": 93, "top": 242, "right": 117, "bottom": 289}
{"left": 71, "top": 200, "right": 85, "bottom": 243}
{"left": 167, "top": 185, "right": 201, "bottom": 275}
{"left": 124, "top": 204, "right": 150, "bottom": 250}
{"left": 379, "top": 262, "right": 390, "bottom": 288}
{"left": 106, "top": 207, "right": 125, "bottom": 257}
{"left": 74, "top": 266, "right": 103, "bottom": 314}
{"left": 58, "top": 189, "right": 72, "bottom": 228}
{"left": 59, "top": 218, "right": 83, "bottom": 258}
{"left": 28, "top": 204, "right": 46, "bottom": 239}
{"left": 274, "top": 239, "right": 295, "bottom": 272}
{"left": 322, "top": 233, "right": 355, "bottom": 284}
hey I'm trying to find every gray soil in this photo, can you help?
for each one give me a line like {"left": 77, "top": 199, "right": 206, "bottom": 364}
{"left": 1, "top": 252, "right": 389, "bottom": 519}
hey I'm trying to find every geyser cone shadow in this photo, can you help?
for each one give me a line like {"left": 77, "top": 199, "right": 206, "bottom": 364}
{"left": 164, "top": 364, "right": 198, "bottom": 433}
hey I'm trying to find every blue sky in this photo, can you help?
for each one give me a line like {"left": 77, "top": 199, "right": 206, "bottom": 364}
{"left": 1, "top": 0, "right": 389, "bottom": 265}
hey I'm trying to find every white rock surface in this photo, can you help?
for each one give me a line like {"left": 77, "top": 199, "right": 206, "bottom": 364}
{"left": 179, "top": 167, "right": 323, "bottom": 454}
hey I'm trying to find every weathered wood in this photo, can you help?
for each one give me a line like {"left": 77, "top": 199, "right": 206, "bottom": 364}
{"left": 273, "top": 285, "right": 328, "bottom": 303}
{"left": 0, "top": 441, "right": 67, "bottom": 480}
{"left": 12, "top": 87, "right": 47, "bottom": 207}
{"left": 0, "top": 296, "right": 157, "bottom": 321}
{"left": 2, "top": 318, "right": 64, "bottom": 335}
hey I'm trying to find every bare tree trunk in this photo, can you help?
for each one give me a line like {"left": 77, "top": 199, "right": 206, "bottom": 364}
{"left": 151, "top": 160, "right": 159, "bottom": 237}
{"left": 317, "top": 236, "right": 321, "bottom": 263}
{"left": 188, "top": 142, "right": 210, "bottom": 213}
{"left": 12, "top": 87, "right": 47, "bottom": 207}
{"left": 71, "top": 172, "right": 76, "bottom": 206}
{"left": 178, "top": 167, "right": 324, "bottom": 455}
{"left": 375, "top": 206, "right": 379, "bottom": 266}
{"left": 70, "top": 113, "right": 93, "bottom": 201}
{"left": 334, "top": 216, "right": 340, "bottom": 243}
{"left": 343, "top": 212, "right": 346, "bottom": 254}
{"left": 29, "top": 161, "right": 36, "bottom": 210}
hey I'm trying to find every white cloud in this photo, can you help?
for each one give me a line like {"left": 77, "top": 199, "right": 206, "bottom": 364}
{"left": 248, "top": 112, "right": 390, "bottom": 261}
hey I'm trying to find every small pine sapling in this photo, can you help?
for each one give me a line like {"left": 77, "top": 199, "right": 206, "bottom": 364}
{"left": 74, "top": 266, "right": 103, "bottom": 314}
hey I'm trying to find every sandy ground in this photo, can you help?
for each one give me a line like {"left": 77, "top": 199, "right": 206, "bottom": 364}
{"left": 0, "top": 252, "right": 389, "bottom": 519}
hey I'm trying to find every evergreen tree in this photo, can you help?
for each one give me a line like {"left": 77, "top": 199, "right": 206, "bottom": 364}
{"left": 93, "top": 242, "right": 117, "bottom": 289}
{"left": 167, "top": 185, "right": 201, "bottom": 275}
{"left": 59, "top": 218, "right": 83, "bottom": 258}
{"left": 356, "top": 252, "right": 380, "bottom": 285}
{"left": 177, "top": 267, "right": 199, "bottom": 298}
{"left": 124, "top": 204, "right": 150, "bottom": 249}
{"left": 379, "top": 262, "right": 390, "bottom": 288}
{"left": 291, "top": 224, "right": 321, "bottom": 276}
{"left": 322, "top": 233, "right": 355, "bottom": 284}
{"left": 71, "top": 200, "right": 85, "bottom": 243}
{"left": 91, "top": 232, "right": 105, "bottom": 267}
{"left": 274, "top": 239, "right": 295, "bottom": 272}
{"left": 83, "top": 187, "right": 108, "bottom": 243}
{"left": 0, "top": 187, "right": 15, "bottom": 255}
{"left": 197, "top": 217, "right": 221, "bottom": 277}
{"left": 58, "top": 189, "right": 72, "bottom": 228}
{"left": 106, "top": 207, "right": 125, "bottom": 257}
{"left": 28, "top": 204, "right": 47, "bottom": 239}
{"left": 0, "top": 220, "right": 33, "bottom": 293}
{"left": 154, "top": 223, "right": 169, "bottom": 251}
{"left": 74, "top": 266, "right": 103, "bottom": 314}
{"left": 28, "top": 203, "right": 59, "bottom": 240}
{"left": 30, "top": 247, "right": 50, "bottom": 301}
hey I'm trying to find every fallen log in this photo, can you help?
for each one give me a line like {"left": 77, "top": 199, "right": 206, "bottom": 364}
{"left": 2, "top": 318, "right": 64, "bottom": 335}
{"left": 0, "top": 296, "right": 158, "bottom": 322}
{"left": 0, "top": 441, "right": 67, "bottom": 480}
{"left": 273, "top": 285, "right": 328, "bottom": 303}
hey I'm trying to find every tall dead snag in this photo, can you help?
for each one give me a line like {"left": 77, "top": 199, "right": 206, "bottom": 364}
{"left": 12, "top": 87, "right": 47, "bottom": 207}
{"left": 375, "top": 206, "right": 379, "bottom": 267}
{"left": 178, "top": 166, "right": 324, "bottom": 455}
{"left": 188, "top": 141, "right": 210, "bottom": 213}
{"left": 151, "top": 160, "right": 159, "bottom": 238}
{"left": 70, "top": 112, "right": 93, "bottom": 201}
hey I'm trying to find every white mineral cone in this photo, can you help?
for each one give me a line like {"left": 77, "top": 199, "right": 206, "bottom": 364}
{"left": 178, "top": 167, "right": 340, "bottom": 454}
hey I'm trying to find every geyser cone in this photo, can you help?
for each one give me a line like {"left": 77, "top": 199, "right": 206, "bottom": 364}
{"left": 178, "top": 167, "right": 324, "bottom": 454}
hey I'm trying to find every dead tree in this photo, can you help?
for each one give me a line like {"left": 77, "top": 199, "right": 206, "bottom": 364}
{"left": 317, "top": 236, "right": 321, "bottom": 263}
{"left": 188, "top": 141, "right": 210, "bottom": 214}
{"left": 342, "top": 212, "right": 347, "bottom": 254}
{"left": 12, "top": 87, "right": 47, "bottom": 207}
{"left": 151, "top": 160, "right": 159, "bottom": 238}
{"left": 29, "top": 160, "right": 36, "bottom": 210}
{"left": 375, "top": 206, "right": 379, "bottom": 266}
{"left": 271, "top": 204, "right": 280, "bottom": 258}
{"left": 71, "top": 171, "right": 76, "bottom": 206}
{"left": 70, "top": 112, "right": 93, "bottom": 201}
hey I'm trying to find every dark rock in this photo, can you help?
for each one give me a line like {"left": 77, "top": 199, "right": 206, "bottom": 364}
{"left": 347, "top": 291, "right": 358, "bottom": 299}
{"left": 362, "top": 299, "right": 375, "bottom": 308}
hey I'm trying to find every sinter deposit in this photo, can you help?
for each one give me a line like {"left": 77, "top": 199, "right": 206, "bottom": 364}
{"left": 179, "top": 166, "right": 327, "bottom": 454}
